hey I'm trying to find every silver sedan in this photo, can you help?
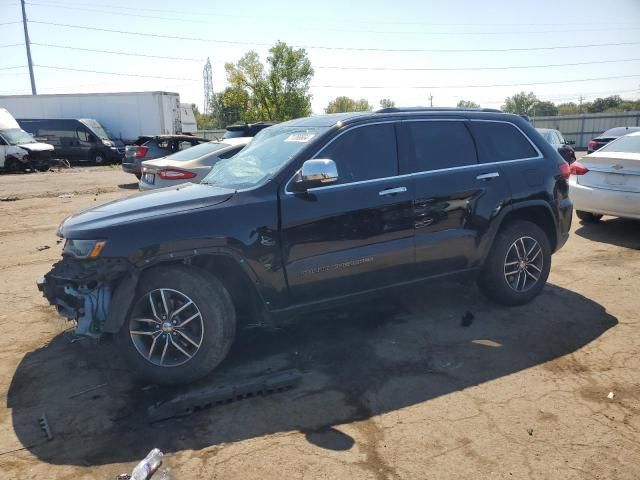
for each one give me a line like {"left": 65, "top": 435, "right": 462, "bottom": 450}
{"left": 139, "top": 137, "right": 250, "bottom": 191}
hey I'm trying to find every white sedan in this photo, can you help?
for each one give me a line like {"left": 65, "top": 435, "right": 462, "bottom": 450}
{"left": 139, "top": 137, "right": 250, "bottom": 191}
{"left": 569, "top": 131, "right": 640, "bottom": 221}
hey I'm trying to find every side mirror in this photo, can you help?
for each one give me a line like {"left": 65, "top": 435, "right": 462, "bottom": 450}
{"left": 291, "top": 159, "right": 338, "bottom": 192}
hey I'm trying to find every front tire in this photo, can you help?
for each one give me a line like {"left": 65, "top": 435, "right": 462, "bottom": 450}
{"left": 116, "top": 266, "right": 236, "bottom": 386}
{"left": 91, "top": 151, "right": 106, "bottom": 164}
{"left": 576, "top": 210, "right": 602, "bottom": 223}
{"left": 478, "top": 220, "right": 551, "bottom": 306}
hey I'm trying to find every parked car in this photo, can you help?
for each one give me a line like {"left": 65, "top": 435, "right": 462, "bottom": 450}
{"left": 139, "top": 138, "right": 249, "bottom": 191}
{"left": 0, "top": 108, "right": 54, "bottom": 172}
{"left": 38, "top": 107, "right": 572, "bottom": 386}
{"left": 222, "top": 121, "right": 277, "bottom": 139}
{"left": 587, "top": 126, "right": 640, "bottom": 153}
{"left": 536, "top": 128, "right": 576, "bottom": 164}
{"left": 123, "top": 135, "right": 209, "bottom": 178}
{"left": 18, "top": 118, "right": 124, "bottom": 164}
{"left": 569, "top": 131, "right": 640, "bottom": 222}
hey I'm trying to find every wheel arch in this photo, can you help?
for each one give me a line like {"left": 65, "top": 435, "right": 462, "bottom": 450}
{"left": 102, "top": 252, "right": 267, "bottom": 334}
{"left": 479, "top": 201, "right": 558, "bottom": 265}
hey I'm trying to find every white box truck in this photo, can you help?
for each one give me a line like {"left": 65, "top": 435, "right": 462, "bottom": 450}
{"left": 0, "top": 92, "right": 196, "bottom": 143}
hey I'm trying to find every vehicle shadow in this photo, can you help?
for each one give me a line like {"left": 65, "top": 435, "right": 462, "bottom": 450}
{"left": 118, "top": 182, "right": 138, "bottom": 190}
{"left": 7, "top": 282, "right": 617, "bottom": 466}
{"left": 575, "top": 217, "right": 640, "bottom": 250}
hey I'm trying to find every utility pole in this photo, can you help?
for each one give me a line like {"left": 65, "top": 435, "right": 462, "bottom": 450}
{"left": 578, "top": 95, "right": 584, "bottom": 113}
{"left": 20, "top": 0, "right": 36, "bottom": 94}
{"left": 428, "top": 93, "right": 433, "bottom": 107}
{"left": 203, "top": 58, "right": 213, "bottom": 115}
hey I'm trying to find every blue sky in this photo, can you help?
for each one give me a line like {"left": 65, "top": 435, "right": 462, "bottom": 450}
{"left": 1, "top": 0, "right": 639, "bottom": 113}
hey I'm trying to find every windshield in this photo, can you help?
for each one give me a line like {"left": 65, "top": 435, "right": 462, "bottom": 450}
{"left": 599, "top": 135, "right": 640, "bottom": 154}
{"left": 165, "top": 142, "right": 231, "bottom": 161}
{"left": 601, "top": 127, "right": 640, "bottom": 138}
{"left": 202, "top": 125, "right": 327, "bottom": 190}
{"left": 0, "top": 128, "right": 36, "bottom": 145}
{"left": 81, "top": 119, "right": 116, "bottom": 141}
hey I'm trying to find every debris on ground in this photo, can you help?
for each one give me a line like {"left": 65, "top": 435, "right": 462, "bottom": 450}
{"left": 461, "top": 311, "right": 474, "bottom": 327}
{"left": 607, "top": 391, "right": 614, "bottom": 400}
{"left": 58, "top": 193, "right": 75, "bottom": 198}
{"left": 36, "top": 245, "right": 50, "bottom": 251}
{"left": 38, "top": 414, "right": 53, "bottom": 441}
{"left": 0, "top": 196, "right": 18, "bottom": 202}
{"left": 527, "top": 428, "right": 534, "bottom": 436}
{"left": 147, "top": 369, "right": 302, "bottom": 422}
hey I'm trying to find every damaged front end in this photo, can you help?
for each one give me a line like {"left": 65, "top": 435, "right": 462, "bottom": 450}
{"left": 37, "top": 256, "right": 134, "bottom": 338}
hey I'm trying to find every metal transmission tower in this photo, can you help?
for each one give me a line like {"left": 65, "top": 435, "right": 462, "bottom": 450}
{"left": 203, "top": 58, "right": 213, "bottom": 114}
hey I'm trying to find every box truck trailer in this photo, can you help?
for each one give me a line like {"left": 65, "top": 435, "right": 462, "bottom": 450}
{"left": 0, "top": 92, "right": 196, "bottom": 143}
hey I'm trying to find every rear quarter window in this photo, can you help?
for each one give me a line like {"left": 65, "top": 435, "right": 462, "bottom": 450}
{"left": 469, "top": 121, "right": 538, "bottom": 163}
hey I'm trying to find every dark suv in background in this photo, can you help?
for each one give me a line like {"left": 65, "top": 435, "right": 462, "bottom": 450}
{"left": 222, "top": 121, "right": 277, "bottom": 139}
{"left": 39, "top": 108, "right": 572, "bottom": 386}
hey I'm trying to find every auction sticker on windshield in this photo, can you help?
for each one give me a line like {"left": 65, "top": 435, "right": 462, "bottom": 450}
{"left": 284, "top": 132, "right": 315, "bottom": 143}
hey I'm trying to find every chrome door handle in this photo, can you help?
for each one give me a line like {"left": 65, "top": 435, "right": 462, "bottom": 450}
{"left": 476, "top": 172, "right": 500, "bottom": 180}
{"left": 379, "top": 187, "right": 407, "bottom": 196}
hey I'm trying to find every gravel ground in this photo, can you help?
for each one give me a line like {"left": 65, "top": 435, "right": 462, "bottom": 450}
{"left": 0, "top": 162, "right": 638, "bottom": 479}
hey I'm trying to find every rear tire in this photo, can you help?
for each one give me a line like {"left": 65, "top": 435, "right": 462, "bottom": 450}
{"left": 116, "top": 265, "right": 236, "bottom": 386}
{"left": 576, "top": 210, "right": 602, "bottom": 223}
{"left": 478, "top": 220, "right": 551, "bottom": 306}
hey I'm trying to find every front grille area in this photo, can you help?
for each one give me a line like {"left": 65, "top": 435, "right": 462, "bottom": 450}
{"left": 27, "top": 150, "right": 53, "bottom": 161}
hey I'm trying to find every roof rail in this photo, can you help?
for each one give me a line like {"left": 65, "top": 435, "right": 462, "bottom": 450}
{"left": 375, "top": 107, "right": 503, "bottom": 114}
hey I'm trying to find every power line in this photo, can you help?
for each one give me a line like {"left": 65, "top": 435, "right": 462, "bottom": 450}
{"left": 24, "top": 2, "right": 640, "bottom": 35}
{"left": 310, "top": 74, "right": 640, "bottom": 90}
{"left": 318, "top": 57, "right": 640, "bottom": 72}
{"left": 33, "top": 64, "right": 198, "bottom": 81}
{"left": 31, "top": 42, "right": 203, "bottom": 62}
{"left": 0, "top": 43, "right": 22, "bottom": 47}
{"left": 0, "top": 65, "right": 26, "bottom": 70}
{"left": 22, "top": 0, "right": 640, "bottom": 27}
{"left": 27, "top": 21, "right": 640, "bottom": 53}
{"left": 0, "top": 21, "right": 22, "bottom": 26}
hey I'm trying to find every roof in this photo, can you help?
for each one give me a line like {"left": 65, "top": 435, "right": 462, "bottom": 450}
{"left": 284, "top": 108, "right": 524, "bottom": 129}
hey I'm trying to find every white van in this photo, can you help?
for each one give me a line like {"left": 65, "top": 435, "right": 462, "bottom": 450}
{"left": 0, "top": 108, "right": 54, "bottom": 172}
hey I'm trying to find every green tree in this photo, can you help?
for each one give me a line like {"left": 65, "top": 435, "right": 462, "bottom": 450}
{"left": 380, "top": 98, "right": 395, "bottom": 109}
{"left": 224, "top": 41, "right": 313, "bottom": 122}
{"left": 456, "top": 100, "right": 480, "bottom": 108}
{"left": 557, "top": 102, "right": 582, "bottom": 115}
{"left": 588, "top": 95, "right": 622, "bottom": 113}
{"left": 501, "top": 91, "right": 539, "bottom": 116}
{"left": 325, "top": 96, "right": 373, "bottom": 113}
{"left": 533, "top": 101, "right": 558, "bottom": 117}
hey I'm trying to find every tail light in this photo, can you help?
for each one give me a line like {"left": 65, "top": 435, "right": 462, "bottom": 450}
{"left": 587, "top": 140, "right": 598, "bottom": 151}
{"left": 559, "top": 162, "right": 571, "bottom": 179}
{"left": 570, "top": 162, "right": 589, "bottom": 176}
{"left": 157, "top": 168, "right": 197, "bottom": 180}
{"left": 135, "top": 146, "right": 149, "bottom": 158}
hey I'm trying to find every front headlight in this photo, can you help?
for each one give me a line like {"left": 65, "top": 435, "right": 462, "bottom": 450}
{"left": 63, "top": 239, "right": 106, "bottom": 258}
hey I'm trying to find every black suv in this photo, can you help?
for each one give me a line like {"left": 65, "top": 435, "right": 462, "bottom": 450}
{"left": 222, "top": 121, "right": 277, "bottom": 139}
{"left": 38, "top": 108, "right": 572, "bottom": 385}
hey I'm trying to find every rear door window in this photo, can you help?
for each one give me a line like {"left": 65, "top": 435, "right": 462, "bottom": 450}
{"left": 320, "top": 123, "right": 397, "bottom": 184}
{"left": 406, "top": 121, "right": 477, "bottom": 172}
{"left": 469, "top": 121, "right": 538, "bottom": 163}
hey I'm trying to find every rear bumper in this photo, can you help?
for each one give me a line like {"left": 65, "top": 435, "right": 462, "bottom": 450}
{"left": 122, "top": 160, "right": 141, "bottom": 174}
{"left": 570, "top": 181, "right": 640, "bottom": 220}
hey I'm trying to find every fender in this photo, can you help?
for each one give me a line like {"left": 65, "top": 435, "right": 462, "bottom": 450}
{"left": 476, "top": 199, "right": 557, "bottom": 264}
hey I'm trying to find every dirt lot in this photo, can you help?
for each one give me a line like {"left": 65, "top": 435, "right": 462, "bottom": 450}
{"left": 0, "top": 163, "right": 639, "bottom": 479}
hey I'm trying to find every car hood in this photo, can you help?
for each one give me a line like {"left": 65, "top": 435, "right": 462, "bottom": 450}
{"left": 17, "top": 142, "right": 54, "bottom": 152}
{"left": 60, "top": 183, "right": 235, "bottom": 236}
